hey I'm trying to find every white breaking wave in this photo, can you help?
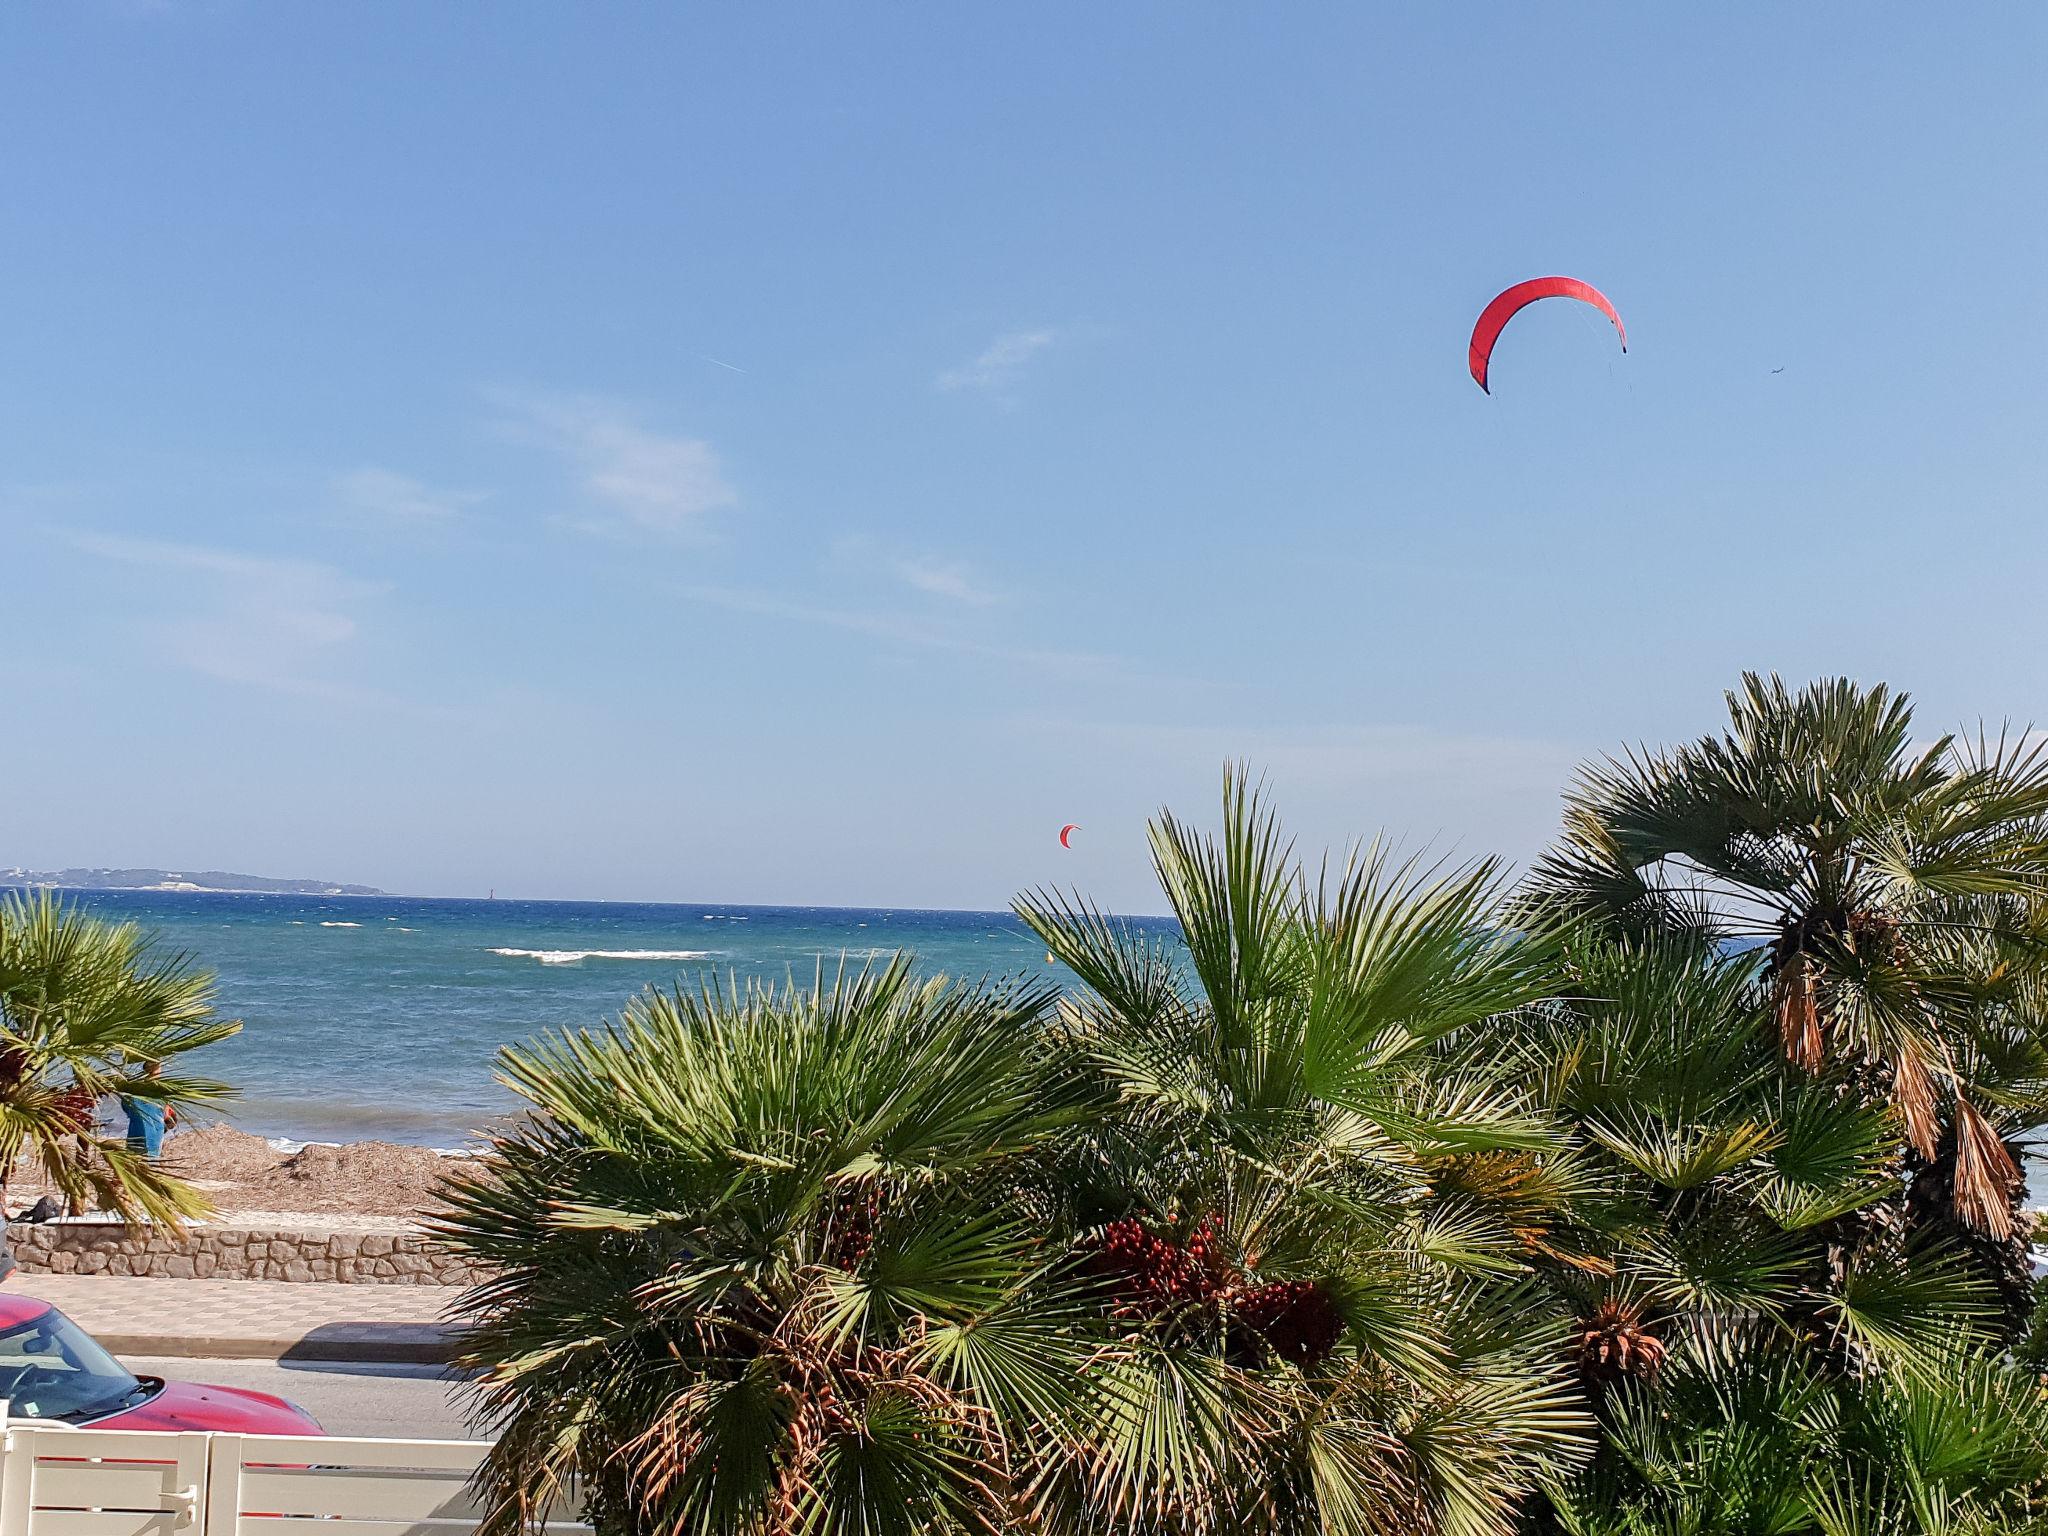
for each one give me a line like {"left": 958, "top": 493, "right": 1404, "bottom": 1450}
{"left": 320, "top": 921, "right": 362, "bottom": 928}
{"left": 490, "top": 947, "right": 716, "bottom": 965}
{"left": 266, "top": 1135, "right": 474, "bottom": 1157}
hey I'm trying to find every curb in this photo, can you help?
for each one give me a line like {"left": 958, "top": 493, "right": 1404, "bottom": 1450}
{"left": 93, "top": 1325, "right": 457, "bottom": 1366}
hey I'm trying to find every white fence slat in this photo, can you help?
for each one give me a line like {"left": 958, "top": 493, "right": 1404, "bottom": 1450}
{"left": 18, "top": 1514, "right": 181, "bottom": 1536}
{"left": 0, "top": 1426, "right": 38, "bottom": 1536}
{"left": 7, "top": 1427, "right": 206, "bottom": 1536}
{"left": 18, "top": 1429, "right": 195, "bottom": 1463}
{"left": 0, "top": 1423, "right": 590, "bottom": 1535}
{"left": 27, "top": 1464, "right": 191, "bottom": 1511}
{"left": 198, "top": 1438, "right": 239, "bottom": 1536}
{"left": 232, "top": 1437, "right": 489, "bottom": 1474}
{"left": 233, "top": 1469, "right": 480, "bottom": 1522}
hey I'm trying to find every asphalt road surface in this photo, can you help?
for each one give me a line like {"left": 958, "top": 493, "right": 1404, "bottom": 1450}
{"left": 123, "top": 1355, "right": 476, "bottom": 1440}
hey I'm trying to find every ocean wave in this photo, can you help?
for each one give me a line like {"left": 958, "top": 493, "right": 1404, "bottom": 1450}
{"left": 489, "top": 947, "right": 717, "bottom": 965}
{"left": 223, "top": 1097, "right": 503, "bottom": 1146}
{"left": 263, "top": 1133, "right": 476, "bottom": 1158}
{"left": 320, "top": 921, "right": 362, "bottom": 928}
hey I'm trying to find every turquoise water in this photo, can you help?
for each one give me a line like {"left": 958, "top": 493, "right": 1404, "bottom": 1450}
{"left": 16, "top": 891, "right": 1175, "bottom": 1147}
{"left": 32, "top": 892, "right": 2041, "bottom": 1209}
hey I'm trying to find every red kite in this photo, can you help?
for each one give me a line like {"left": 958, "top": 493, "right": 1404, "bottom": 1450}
{"left": 1058, "top": 824, "right": 1080, "bottom": 849}
{"left": 1469, "top": 277, "right": 1626, "bottom": 393}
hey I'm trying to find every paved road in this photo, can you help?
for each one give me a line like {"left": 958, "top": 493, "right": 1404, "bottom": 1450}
{"left": 124, "top": 1355, "right": 476, "bottom": 1440}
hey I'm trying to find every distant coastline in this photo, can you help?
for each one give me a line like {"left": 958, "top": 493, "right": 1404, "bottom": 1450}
{"left": 1, "top": 867, "right": 385, "bottom": 897}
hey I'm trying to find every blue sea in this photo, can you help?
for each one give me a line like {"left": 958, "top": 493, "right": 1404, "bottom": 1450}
{"left": 28, "top": 890, "right": 2048, "bottom": 1210}
{"left": 18, "top": 892, "right": 1167, "bottom": 1148}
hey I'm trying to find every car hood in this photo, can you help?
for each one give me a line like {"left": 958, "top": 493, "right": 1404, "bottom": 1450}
{"left": 93, "top": 1379, "right": 322, "bottom": 1435}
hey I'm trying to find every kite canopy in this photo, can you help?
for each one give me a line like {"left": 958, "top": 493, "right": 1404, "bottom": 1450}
{"left": 1058, "top": 824, "right": 1080, "bottom": 849}
{"left": 1468, "top": 277, "right": 1626, "bottom": 393}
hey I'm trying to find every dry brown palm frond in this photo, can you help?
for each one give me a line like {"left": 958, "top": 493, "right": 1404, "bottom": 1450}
{"left": 1890, "top": 1048, "right": 1941, "bottom": 1161}
{"left": 1951, "top": 1096, "right": 2020, "bottom": 1241}
{"left": 1774, "top": 956, "right": 1823, "bottom": 1073}
{"left": 1514, "top": 1229, "right": 1616, "bottom": 1275}
{"left": 619, "top": 1379, "right": 726, "bottom": 1517}
{"left": 622, "top": 1324, "right": 1012, "bottom": 1536}
{"left": 1434, "top": 1148, "right": 1545, "bottom": 1202}
{"left": 1571, "top": 1297, "right": 1666, "bottom": 1386}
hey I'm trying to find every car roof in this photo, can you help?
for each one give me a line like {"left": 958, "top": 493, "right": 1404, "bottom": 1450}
{"left": 0, "top": 1293, "right": 54, "bottom": 1327}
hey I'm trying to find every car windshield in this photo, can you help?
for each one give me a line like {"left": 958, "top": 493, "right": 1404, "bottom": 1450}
{"left": 0, "top": 1307, "right": 148, "bottom": 1423}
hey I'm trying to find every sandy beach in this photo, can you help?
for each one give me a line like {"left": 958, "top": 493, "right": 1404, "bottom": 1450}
{"left": 10, "top": 1124, "right": 458, "bottom": 1226}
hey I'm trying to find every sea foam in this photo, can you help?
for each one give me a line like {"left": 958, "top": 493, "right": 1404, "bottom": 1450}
{"left": 320, "top": 921, "right": 362, "bottom": 928}
{"left": 489, "top": 947, "right": 716, "bottom": 965}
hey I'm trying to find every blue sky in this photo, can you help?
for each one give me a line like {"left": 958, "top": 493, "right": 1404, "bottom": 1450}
{"left": 4, "top": 4, "right": 2046, "bottom": 909}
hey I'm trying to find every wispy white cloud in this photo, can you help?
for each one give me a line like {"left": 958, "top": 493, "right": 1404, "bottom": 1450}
{"left": 1094, "top": 720, "right": 1578, "bottom": 797}
{"left": 891, "top": 555, "right": 1003, "bottom": 607}
{"left": 937, "top": 329, "right": 1056, "bottom": 394}
{"left": 331, "top": 466, "right": 483, "bottom": 524}
{"left": 493, "top": 391, "right": 736, "bottom": 537}
{"left": 1011, "top": 716, "right": 1583, "bottom": 869}
{"left": 829, "top": 536, "right": 1009, "bottom": 607}
{"left": 684, "top": 584, "right": 1121, "bottom": 680}
{"left": 74, "top": 532, "right": 375, "bottom": 615}
{"left": 67, "top": 532, "right": 410, "bottom": 710}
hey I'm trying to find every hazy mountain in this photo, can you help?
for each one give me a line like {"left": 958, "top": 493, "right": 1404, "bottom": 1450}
{"left": 0, "top": 867, "right": 385, "bottom": 897}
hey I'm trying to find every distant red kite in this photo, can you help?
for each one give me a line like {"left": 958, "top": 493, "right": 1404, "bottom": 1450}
{"left": 1469, "top": 277, "right": 1626, "bottom": 393}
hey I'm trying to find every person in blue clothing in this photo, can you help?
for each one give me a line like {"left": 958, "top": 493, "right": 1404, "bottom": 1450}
{"left": 117, "top": 1062, "right": 175, "bottom": 1158}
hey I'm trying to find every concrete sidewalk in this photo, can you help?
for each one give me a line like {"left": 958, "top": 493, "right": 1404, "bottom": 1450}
{"left": 5, "top": 1274, "right": 467, "bottom": 1364}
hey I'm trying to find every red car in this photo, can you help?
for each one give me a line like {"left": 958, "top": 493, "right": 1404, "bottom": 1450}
{"left": 0, "top": 1293, "right": 322, "bottom": 1434}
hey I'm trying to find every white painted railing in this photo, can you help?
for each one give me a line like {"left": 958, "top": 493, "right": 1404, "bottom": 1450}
{"left": 0, "top": 1425, "right": 207, "bottom": 1536}
{"left": 0, "top": 1424, "right": 588, "bottom": 1536}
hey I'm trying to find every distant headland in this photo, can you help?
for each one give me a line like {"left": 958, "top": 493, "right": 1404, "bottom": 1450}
{"left": 0, "top": 867, "right": 385, "bottom": 897}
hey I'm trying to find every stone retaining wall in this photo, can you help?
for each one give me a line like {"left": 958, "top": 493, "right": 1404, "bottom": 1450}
{"left": 8, "top": 1221, "right": 483, "bottom": 1287}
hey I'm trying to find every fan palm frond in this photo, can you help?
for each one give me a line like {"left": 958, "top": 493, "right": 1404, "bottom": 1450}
{"left": 1018, "top": 767, "right": 1589, "bottom": 1533}
{"left": 1521, "top": 674, "right": 2048, "bottom": 1256}
{"left": 0, "top": 891, "right": 238, "bottom": 1223}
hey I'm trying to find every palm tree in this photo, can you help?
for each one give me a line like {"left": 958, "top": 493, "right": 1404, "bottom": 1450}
{"left": 0, "top": 891, "right": 240, "bottom": 1224}
{"left": 440, "top": 776, "right": 1595, "bottom": 1536}
{"left": 1521, "top": 674, "right": 2048, "bottom": 1242}
{"left": 1015, "top": 771, "right": 1591, "bottom": 1536}
{"left": 1506, "top": 934, "right": 1997, "bottom": 1384}
{"left": 1541, "top": 1330, "right": 2048, "bottom": 1533}
{"left": 1493, "top": 929, "right": 2048, "bottom": 1531}
{"left": 437, "top": 959, "right": 1096, "bottom": 1536}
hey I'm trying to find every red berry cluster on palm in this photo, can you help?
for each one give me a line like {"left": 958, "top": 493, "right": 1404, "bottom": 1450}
{"left": 1231, "top": 1277, "right": 1343, "bottom": 1365}
{"left": 820, "top": 1185, "right": 884, "bottom": 1270}
{"left": 1088, "top": 1214, "right": 1228, "bottom": 1314}
{"left": 1085, "top": 1212, "right": 1343, "bottom": 1366}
